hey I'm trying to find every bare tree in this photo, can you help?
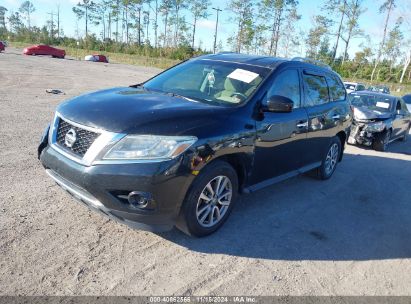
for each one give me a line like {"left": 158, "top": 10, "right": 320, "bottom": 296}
{"left": 340, "top": 0, "right": 365, "bottom": 65}
{"left": 0, "top": 6, "right": 8, "bottom": 30}
{"left": 322, "top": 0, "right": 348, "bottom": 61}
{"left": 19, "top": 1, "right": 35, "bottom": 29}
{"left": 73, "top": 0, "right": 98, "bottom": 37}
{"left": 400, "top": 50, "right": 411, "bottom": 83}
{"left": 258, "top": 0, "right": 298, "bottom": 56}
{"left": 160, "top": 0, "right": 173, "bottom": 47}
{"left": 227, "top": 0, "right": 254, "bottom": 53}
{"left": 189, "top": 0, "right": 210, "bottom": 49}
{"left": 371, "top": 0, "right": 396, "bottom": 81}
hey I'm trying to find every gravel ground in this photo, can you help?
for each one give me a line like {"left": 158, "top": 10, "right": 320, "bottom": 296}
{"left": 1, "top": 48, "right": 411, "bottom": 296}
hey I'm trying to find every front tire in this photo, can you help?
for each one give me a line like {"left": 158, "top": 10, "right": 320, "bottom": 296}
{"left": 316, "top": 137, "right": 341, "bottom": 180}
{"left": 373, "top": 129, "right": 391, "bottom": 151}
{"left": 176, "top": 160, "right": 238, "bottom": 237}
{"left": 400, "top": 124, "right": 410, "bottom": 142}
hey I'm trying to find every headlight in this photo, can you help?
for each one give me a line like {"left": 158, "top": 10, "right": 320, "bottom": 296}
{"left": 365, "top": 121, "right": 385, "bottom": 132}
{"left": 103, "top": 135, "right": 197, "bottom": 160}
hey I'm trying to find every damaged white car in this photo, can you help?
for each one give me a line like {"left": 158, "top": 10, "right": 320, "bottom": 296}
{"left": 347, "top": 92, "right": 411, "bottom": 151}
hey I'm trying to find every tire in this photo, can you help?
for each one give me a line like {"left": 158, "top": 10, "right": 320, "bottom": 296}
{"left": 400, "top": 124, "right": 410, "bottom": 142}
{"left": 316, "top": 137, "right": 341, "bottom": 180}
{"left": 176, "top": 160, "right": 238, "bottom": 237}
{"left": 372, "top": 129, "right": 391, "bottom": 151}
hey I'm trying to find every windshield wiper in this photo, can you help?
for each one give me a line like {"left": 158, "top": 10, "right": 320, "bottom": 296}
{"left": 166, "top": 92, "right": 201, "bottom": 103}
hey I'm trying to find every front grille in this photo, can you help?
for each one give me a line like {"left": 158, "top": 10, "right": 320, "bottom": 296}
{"left": 56, "top": 118, "right": 100, "bottom": 157}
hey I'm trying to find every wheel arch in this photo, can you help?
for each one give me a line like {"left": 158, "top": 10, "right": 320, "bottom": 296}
{"left": 336, "top": 131, "right": 347, "bottom": 162}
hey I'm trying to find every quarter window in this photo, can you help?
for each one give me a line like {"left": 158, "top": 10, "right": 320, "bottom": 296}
{"left": 303, "top": 73, "right": 330, "bottom": 106}
{"left": 326, "top": 75, "right": 346, "bottom": 102}
{"left": 267, "top": 69, "right": 301, "bottom": 108}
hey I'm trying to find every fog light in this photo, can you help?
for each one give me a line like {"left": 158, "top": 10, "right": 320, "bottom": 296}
{"left": 127, "top": 191, "right": 150, "bottom": 208}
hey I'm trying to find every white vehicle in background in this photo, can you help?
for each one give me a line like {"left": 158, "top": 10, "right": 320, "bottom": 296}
{"left": 344, "top": 82, "right": 366, "bottom": 94}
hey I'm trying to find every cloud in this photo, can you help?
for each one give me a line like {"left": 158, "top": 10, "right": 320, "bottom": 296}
{"left": 197, "top": 20, "right": 216, "bottom": 31}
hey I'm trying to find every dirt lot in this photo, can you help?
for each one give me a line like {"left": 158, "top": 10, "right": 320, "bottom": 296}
{"left": 1, "top": 48, "right": 411, "bottom": 296}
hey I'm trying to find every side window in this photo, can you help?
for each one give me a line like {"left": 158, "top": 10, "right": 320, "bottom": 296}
{"left": 267, "top": 69, "right": 301, "bottom": 108}
{"left": 302, "top": 73, "right": 330, "bottom": 107}
{"left": 326, "top": 75, "right": 346, "bottom": 102}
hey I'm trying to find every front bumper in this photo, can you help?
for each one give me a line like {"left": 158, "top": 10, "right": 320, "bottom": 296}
{"left": 40, "top": 145, "right": 194, "bottom": 232}
{"left": 347, "top": 123, "right": 378, "bottom": 146}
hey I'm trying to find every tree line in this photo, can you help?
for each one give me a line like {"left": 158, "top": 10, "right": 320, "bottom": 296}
{"left": 0, "top": 0, "right": 410, "bottom": 84}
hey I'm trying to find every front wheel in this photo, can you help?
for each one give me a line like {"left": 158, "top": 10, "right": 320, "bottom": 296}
{"left": 316, "top": 137, "right": 341, "bottom": 180}
{"left": 372, "top": 129, "right": 391, "bottom": 151}
{"left": 400, "top": 124, "right": 410, "bottom": 142}
{"left": 176, "top": 160, "right": 238, "bottom": 237}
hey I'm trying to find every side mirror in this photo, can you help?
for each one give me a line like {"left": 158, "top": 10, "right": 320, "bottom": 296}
{"left": 265, "top": 95, "right": 293, "bottom": 113}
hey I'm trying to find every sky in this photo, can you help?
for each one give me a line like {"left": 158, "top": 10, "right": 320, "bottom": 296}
{"left": 1, "top": 0, "right": 410, "bottom": 58}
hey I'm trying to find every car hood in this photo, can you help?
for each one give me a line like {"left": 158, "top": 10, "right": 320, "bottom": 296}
{"left": 352, "top": 106, "right": 392, "bottom": 121}
{"left": 57, "top": 87, "right": 231, "bottom": 135}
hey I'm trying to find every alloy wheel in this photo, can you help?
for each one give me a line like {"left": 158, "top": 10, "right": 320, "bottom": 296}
{"left": 324, "top": 143, "right": 339, "bottom": 176}
{"left": 196, "top": 175, "right": 233, "bottom": 228}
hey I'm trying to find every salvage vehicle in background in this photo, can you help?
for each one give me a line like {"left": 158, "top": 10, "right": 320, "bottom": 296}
{"left": 23, "top": 45, "right": 66, "bottom": 59}
{"left": 0, "top": 41, "right": 5, "bottom": 52}
{"left": 344, "top": 82, "right": 366, "bottom": 94}
{"left": 38, "top": 54, "right": 351, "bottom": 237}
{"left": 402, "top": 94, "right": 411, "bottom": 112}
{"left": 84, "top": 54, "right": 109, "bottom": 63}
{"left": 347, "top": 92, "right": 411, "bottom": 151}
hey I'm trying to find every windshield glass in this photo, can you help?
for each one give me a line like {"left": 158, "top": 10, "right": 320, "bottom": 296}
{"left": 143, "top": 59, "right": 270, "bottom": 106}
{"left": 403, "top": 95, "right": 411, "bottom": 104}
{"left": 348, "top": 94, "right": 394, "bottom": 112}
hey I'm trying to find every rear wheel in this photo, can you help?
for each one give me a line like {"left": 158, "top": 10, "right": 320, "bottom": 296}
{"left": 372, "top": 129, "right": 391, "bottom": 151}
{"left": 176, "top": 160, "right": 238, "bottom": 237}
{"left": 316, "top": 137, "right": 341, "bottom": 180}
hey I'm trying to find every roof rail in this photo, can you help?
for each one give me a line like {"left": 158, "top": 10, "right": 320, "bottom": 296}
{"left": 291, "top": 57, "right": 332, "bottom": 70}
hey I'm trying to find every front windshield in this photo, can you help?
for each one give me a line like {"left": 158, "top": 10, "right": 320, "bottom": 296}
{"left": 348, "top": 94, "right": 393, "bottom": 112}
{"left": 143, "top": 59, "right": 270, "bottom": 106}
{"left": 345, "top": 83, "right": 356, "bottom": 90}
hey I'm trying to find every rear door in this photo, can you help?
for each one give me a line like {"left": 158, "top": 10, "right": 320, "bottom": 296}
{"left": 301, "top": 70, "right": 343, "bottom": 166}
{"left": 394, "top": 98, "right": 411, "bottom": 137}
{"left": 250, "top": 68, "right": 309, "bottom": 185}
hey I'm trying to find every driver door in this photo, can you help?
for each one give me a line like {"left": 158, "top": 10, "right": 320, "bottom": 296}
{"left": 250, "top": 68, "right": 309, "bottom": 186}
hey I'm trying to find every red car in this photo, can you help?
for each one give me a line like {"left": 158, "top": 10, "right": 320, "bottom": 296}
{"left": 23, "top": 45, "right": 66, "bottom": 58}
{"left": 0, "top": 41, "right": 5, "bottom": 52}
{"left": 84, "top": 54, "right": 109, "bottom": 63}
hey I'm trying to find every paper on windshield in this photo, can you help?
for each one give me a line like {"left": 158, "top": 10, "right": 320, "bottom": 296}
{"left": 227, "top": 69, "right": 259, "bottom": 84}
{"left": 376, "top": 101, "right": 390, "bottom": 109}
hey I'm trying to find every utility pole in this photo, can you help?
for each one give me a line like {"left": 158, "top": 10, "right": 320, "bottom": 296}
{"left": 56, "top": 5, "right": 60, "bottom": 39}
{"left": 212, "top": 7, "right": 222, "bottom": 54}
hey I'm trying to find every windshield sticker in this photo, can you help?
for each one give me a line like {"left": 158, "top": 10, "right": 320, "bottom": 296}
{"left": 227, "top": 69, "right": 259, "bottom": 84}
{"left": 376, "top": 101, "right": 390, "bottom": 109}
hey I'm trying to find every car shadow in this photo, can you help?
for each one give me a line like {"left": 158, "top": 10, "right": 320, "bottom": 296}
{"left": 159, "top": 152, "right": 411, "bottom": 261}
{"left": 348, "top": 131, "right": 411, "bottom": 156}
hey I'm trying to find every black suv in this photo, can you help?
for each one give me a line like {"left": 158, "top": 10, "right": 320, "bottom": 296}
{"left": 38, "top": 54, "right": 351, "bottom": 237}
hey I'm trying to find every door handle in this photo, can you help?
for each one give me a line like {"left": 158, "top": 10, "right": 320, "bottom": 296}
{"left": 296, "top": 121, "right": 308, "bottom": 128}
{"left": 332, "top": 114, "right": 341, "bottom": 120}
